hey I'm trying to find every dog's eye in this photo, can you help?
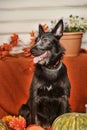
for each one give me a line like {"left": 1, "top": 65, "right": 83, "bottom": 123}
{"left": 42, "top": 38, "right": 48, "bottom": 43}
{"left": 35, "top": 37, "right": 40, "bottom": 43}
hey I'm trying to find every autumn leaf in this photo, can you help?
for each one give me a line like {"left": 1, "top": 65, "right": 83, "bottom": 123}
{"left": 0, "top": 51, "right": 9, "bottom": 58}
{"left": 29, "top": 31, "right": 35, "bottom": 37}
{"left": 2, "top": 43, "right": 12, "bottom": 51}
{"left": 10, "top": 33, "right": 19, "bottom": 47}
{"left": 23, "top": 47, "right": 31, "bottom": 57}
{"left": 10, "top": 33, "right": 18, "bottom": 41}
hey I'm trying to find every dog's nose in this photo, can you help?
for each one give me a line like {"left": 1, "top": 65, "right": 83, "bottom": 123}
{"left": 30, "top": 47, "right": 33, "bottom": 54}
{"left": 30, "top": 46, "right": 37, "bottom": 55}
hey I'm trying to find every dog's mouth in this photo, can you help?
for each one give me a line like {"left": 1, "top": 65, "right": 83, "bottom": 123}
{"left": 33, "top": 51, "right": 50, "bottom": 64}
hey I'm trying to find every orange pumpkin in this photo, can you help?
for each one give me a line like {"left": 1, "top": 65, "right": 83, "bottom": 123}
{"left": 26, "top": 124, "right": 44, "bottom": 130}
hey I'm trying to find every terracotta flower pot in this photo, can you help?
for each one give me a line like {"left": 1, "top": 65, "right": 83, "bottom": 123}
{"left": 60, "top": 32, "right": 83, "bottom": 56}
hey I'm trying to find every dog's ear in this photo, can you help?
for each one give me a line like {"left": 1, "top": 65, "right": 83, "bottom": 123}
{"left": 51, "top": 19, "right": 63, "bottom": 39}
{"left": 39, "top": 24, "right": 45, "bottom": 37}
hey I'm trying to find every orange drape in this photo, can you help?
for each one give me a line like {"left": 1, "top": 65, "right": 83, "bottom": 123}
{"left": 63, "top": 50, "right": 87, "bottom": 113}
{"left": 0, "top": 50, "right": 87, "bottom": 118}
{"left": 0, "top": 56, "right": 35, "bottom": 118}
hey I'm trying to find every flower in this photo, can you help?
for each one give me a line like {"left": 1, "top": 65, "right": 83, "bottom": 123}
{"left": 2, "top": 115, "right": 26, "bottom": 130}
{"left": 50, "top": 15, "right": 87, "bottom": 33}
{"left": 64, "top": 15, "right": 87, "bottom": 32}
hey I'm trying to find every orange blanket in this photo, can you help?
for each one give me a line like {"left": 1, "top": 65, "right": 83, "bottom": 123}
{"left": 0, "top": 51, "right": 87, "bottom": 118}
{"left": 63, "top": 50, "right": 87, "bottom": 113}
{"left": 0, "top": 56, "right": 35, "bottom": 118}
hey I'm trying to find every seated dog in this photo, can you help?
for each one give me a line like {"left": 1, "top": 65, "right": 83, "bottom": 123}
{"left": 19, "top": 19, "right": 71, "bottom": 129}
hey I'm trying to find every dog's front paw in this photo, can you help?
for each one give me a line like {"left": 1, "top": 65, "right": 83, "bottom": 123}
{"left": 18, "top": 104, "right": 31, "bottom": 126}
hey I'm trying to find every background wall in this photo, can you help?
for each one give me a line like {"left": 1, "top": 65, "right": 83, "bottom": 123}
{"left": 0, "top": 0, "right": 87, "bottom": 49}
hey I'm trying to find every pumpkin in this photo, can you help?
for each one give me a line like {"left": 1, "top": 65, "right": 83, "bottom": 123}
{"left": 52, "top": 113, "right": 87, "bottom": 130}
{"left": 26, "top": 124, "right": 44, "bottom": 130}
{"left": 0, "top": 119, "right": 8, "bottom": 130}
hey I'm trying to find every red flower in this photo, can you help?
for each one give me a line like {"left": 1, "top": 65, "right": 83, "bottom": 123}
{"left": 2, "top": 115, "right": 26, "bottom": 130}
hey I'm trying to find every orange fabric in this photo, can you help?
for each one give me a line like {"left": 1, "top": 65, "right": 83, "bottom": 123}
{"left": 63, "top": 50, "right": 87, "bottom": 113}
{"left": 0, "top": 56, "right": 35, "bottom": 118}
{"left": 0, "top": 51, "right": 87, "bottom": 118}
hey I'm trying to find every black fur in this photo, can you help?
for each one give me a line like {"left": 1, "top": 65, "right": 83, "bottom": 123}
{"left": 19, "top": 19, "right": 71, "bottom": 128}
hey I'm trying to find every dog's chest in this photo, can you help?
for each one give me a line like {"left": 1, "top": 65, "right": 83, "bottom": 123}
{"left": 43, "top": 84, "right": 53, "bottom": 91}
{"left": 37, "top": 84, "right": 53, "bottom": 96}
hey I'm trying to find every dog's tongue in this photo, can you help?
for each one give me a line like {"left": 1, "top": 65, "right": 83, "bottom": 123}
{"left": 33, "top": 51, "right": 48, "bottom": 63}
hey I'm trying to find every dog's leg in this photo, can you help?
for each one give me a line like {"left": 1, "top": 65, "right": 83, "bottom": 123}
{"left": 58, "top": 95, "right": 70, "bottom": 114}
{"left": 18, "top": 103, "right": 31, "bottom": 126}
{"left": 19, "top": 101, "right": 36, "bottom": 125}
{"left": 32, "top": 102, "right": 39, "bottom": 124}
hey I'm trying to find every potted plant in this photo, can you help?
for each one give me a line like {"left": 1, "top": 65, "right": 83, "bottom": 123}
{"left": 51, "top": 15, "right": 87, "bottom": 56}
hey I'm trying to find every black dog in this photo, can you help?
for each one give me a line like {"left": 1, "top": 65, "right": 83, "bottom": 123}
{"left": 19, "top": 19, "right": 71, "bottom": 128}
